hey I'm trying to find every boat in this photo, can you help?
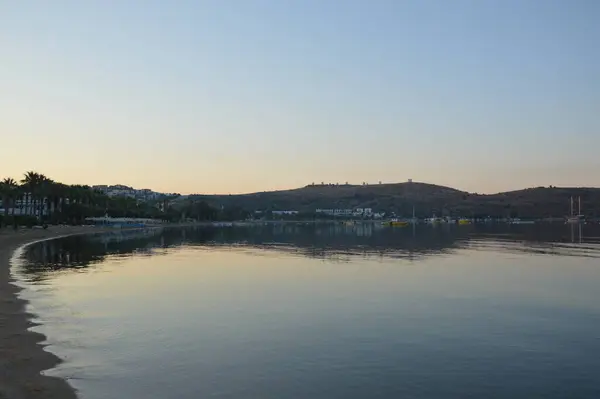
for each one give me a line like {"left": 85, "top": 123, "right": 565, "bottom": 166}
{"left": 425, "top": 216, "right": 443, "bottom": 224}
{"left": 382, "top": 218, "right": 409, "bottom": 227}
{"left": 458, "top": 218, "right": 471, "bottom": 225}
{"left": 410, "top": 206, "right": 418, "bottom": 225}
{"left": 566, "top": 196, "right": 585, "bottom": 224}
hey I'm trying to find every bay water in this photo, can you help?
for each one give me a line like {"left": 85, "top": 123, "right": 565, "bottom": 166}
{"left": 15, "top": 224, "right": 600, "bottom": 398}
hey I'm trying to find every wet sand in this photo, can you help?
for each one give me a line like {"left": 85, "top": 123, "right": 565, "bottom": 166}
{"left": 0, "top": 226, "right": 115, "bottom": 399}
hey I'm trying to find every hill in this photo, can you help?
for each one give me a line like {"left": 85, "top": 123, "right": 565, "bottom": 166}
{"left": 182, "top": 182, "right": 600, "bottom": 219}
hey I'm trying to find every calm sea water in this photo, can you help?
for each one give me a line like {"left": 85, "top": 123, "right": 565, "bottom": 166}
{"left": 15, "top": 224, "right": 600, "bottom": 399}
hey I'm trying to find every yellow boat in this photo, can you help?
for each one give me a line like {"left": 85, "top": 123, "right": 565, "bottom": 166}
{"left": 382, "top": 219, "right": 410, "bottom": 227}
{"left": 458, "top": 219, "right": 471, "bottom": 225}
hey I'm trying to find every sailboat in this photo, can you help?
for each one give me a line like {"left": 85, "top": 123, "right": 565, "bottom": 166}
{"left": 565, "top": 196, "right": 585, "bottom": 224}
{"left": 410, "top": 205, "right": 417, "bottom": 224}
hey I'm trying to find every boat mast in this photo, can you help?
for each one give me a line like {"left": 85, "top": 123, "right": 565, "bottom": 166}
{"left": 570, "top": 196, "right": 574, "bottom": 217}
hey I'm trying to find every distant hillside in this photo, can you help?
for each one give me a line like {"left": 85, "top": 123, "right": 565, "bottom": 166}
{"left": 182, "top": 182, "right": 600, "bottom": 219}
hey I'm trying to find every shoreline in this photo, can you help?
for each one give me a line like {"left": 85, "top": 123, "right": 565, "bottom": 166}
{"left": 0, "top": 226, "right": 149, "bottom": 399}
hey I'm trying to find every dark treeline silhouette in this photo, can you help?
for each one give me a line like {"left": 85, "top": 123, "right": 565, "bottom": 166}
{"left": 0, "top": 171, "right": 173, "bottom": 226}
{"left": 0, "top": 171, "right": 249, "bottom": 227}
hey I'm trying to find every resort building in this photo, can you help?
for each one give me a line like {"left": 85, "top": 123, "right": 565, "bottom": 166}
{"left": 271, "top": 210, "right": 300, "bottom": 216}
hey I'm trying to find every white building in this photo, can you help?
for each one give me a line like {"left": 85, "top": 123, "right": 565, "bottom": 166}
{"left": 0, "top": 193, "right": 50, "bottom": 217}
{"left": 317, "top": 208, "right": 374, "bottom": 217}
{"left": 272, "top": 210, "right": 299, "bottom": 216}
{"left": 353, "top": 208, "right": 373, "bottom": 216}
{"left": 316, "top": 209, "right": 354, "bottom": 217}
{"left": 92, "top": 185, "right": 166, "bottom": 201}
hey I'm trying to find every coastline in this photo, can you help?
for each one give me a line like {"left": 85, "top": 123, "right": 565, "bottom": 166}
{"left": 0, "top": 226, "right": 137, "bottom": 399}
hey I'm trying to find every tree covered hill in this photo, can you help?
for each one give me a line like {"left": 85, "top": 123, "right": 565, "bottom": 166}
{"left": 183, "top": 182, "right": 600, "bottom": 219}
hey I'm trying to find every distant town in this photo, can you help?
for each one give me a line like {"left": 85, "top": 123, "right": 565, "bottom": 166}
{"left": 92, "top": 184, "right": 181, "bottom": 202}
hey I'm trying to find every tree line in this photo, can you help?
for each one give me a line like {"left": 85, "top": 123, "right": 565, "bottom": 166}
{"left": 0, "top": 171, "right": 248, "bottom": 228}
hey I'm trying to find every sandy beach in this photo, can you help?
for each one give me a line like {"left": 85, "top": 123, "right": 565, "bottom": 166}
{"left": 0, "top": 226, "right": 114, "bottom": 399}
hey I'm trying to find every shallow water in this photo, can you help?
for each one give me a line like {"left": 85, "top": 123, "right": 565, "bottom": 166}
{"left": 16, "top": 224, "right": 600, "bottom": 398}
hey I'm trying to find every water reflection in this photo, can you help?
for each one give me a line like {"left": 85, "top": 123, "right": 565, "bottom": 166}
{"left": 571, "top": 222, "right": 583, "bottom": 244}
{"left": 19, "top": 223, "right": 600, "bottom": 279}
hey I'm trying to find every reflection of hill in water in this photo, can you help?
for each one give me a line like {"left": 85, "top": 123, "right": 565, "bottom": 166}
{"left": 20, "top": 224, "right": 600, "bottom": 277}
{"left": 211, "top": 224, "right": 466, "bottom": 261}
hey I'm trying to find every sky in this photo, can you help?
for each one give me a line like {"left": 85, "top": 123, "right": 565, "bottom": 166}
{"left": 1, "top": 0, "right": 599, "bottom": 194}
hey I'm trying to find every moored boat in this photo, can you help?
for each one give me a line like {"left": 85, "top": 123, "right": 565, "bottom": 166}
{"left": 382, "top": 218, "right": 410, "bottom": 227}
{"left": 566, "top": 196, "right": 585, "bottom": 224}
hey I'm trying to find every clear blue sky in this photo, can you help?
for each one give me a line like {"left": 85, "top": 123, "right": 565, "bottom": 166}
{"left": 2, "top": 0, "right": 598, "bottom": 194}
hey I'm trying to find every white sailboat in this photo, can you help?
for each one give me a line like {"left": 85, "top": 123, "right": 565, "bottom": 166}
{"left": 566, "top": 196, "right": 585, "bottom": 224}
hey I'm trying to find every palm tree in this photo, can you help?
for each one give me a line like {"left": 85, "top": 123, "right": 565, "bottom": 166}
{"left": 64, "top": 184, "right": 97, "bottom": 223}
{"left": 49, "top": 182, "right": 68, "bottom": 223}
{"left": 94, "top": 189, "right": 110, "bottom": 217}
{"left": 37, "top": 175, "right": 54, "bottom": 222}
{"left": 1, "top": 178, "right": 19, "bottom": 225}
{"left": 21, "top": 171, "right": 42, "bottom": 218}
{"left": 64, "top": 185, "right": 82, "bottom": 224}
{"left": 9, "top": 180, "right": 21, "bottom": 217}
{"left": 0, "top": 181, "right": 8, "bottom": 223}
